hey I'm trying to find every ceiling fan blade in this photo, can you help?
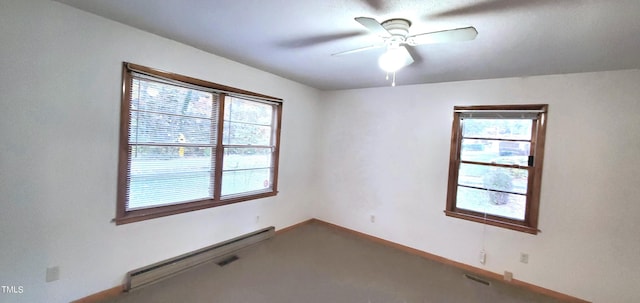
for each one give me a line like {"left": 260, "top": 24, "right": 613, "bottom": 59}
{"left": 407, "top": 27, "right": 477, "bottom": 46}
{"left": 359, "top": 0, "right": 385, "bottom": 12}
{"left": 277, "top": 31, "right": 365, "bottom": 48}
{"left": 355, "top": 17, "right": 391, "bottom": 38}
{"left": 404, "top": 46, "right": 423, "bottom": 64}
{"left": 398, "top": 46, "right": 415, "bottom": 68}
{"left": 331, "top": 44, "right": 384, "bottom": 56}
{"left": 429, "top": 0, "right": 555, "bottom": 18}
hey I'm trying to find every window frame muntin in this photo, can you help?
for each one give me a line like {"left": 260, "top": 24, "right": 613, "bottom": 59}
{"left": 444, "top": 104, "right": 547, "bottom": 234}
{"left": 116, "top": 63, "right": 282, "bottom": 225}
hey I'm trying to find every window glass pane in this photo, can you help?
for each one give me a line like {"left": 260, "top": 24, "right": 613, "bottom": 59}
{"left": 225, "top": 97, "right": 273, "bottom": 125}
{"left": 458, "top": 163, "right": 528, "bottom": 194}
{"left": 131, "top": 78, "right": 213, "bottom": 118}
{"left": 128, "top": 146, "right": 213, "bottom": 209}
{"left": 129, "top": 112, "right": 213, "bottom": 144}
{"left": 456, "top": 186, "right": 526, "bottom": 221}
{"left": 220, "top": 97, "right": 276, "bottom": 197}
{"left": 461, "top": 139, "right": 530, "bottom": 166}
{"left": 221, "top": 168, "right": 272, "bottom": 196}
{"left": 223, "top": 121, "right": 272, "bottom": 145}
{"left": 223, "top": 148, "right": 272, "bottom": 170}
{"left": 462, "top": 119, "right": 532, "bottom": 140}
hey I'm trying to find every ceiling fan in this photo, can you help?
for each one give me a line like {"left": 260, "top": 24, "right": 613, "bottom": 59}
{"left": 333, "top": 17, "right": 478, "bottom": 86}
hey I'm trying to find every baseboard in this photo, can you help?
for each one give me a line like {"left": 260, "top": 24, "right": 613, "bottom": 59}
{"left": 74, "top": 221, "right": 312, "bottom": 302}
{"left": 73, "top": 217, "right": 590, "bottom": 303}
{"left": 276, "top": 218, "right": 315, "bottom": 234}
{"left": 125, "top": 226, "right": 275, "bottom": 291}
{"left": 71, "top": 285, "right": 123, "bottom": 303}
{"left": 310, "top": 218, "right": 590, "bottom": 303}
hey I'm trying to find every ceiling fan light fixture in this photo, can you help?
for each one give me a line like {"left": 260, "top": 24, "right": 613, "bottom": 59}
{"left": 378, "top": 45, "right": 414, "bottom": 73}
{"left": 378, "top": 47, "right": 408, "bottom": 73}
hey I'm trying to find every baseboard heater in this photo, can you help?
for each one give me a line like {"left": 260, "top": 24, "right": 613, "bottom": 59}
{"left": 124, "top": 226, "right": 275, "bottom": 291}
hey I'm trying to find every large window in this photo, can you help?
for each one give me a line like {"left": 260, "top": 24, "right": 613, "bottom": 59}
{"left": 116, "top": 63, "right": 282, "bottom": 224}
{"left": 445, "top": 105, "right": 547, "bottom": 234}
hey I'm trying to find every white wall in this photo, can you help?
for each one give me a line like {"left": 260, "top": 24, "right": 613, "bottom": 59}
{"left": 2, "top": 1, "right": 639, "bottom": 303}
{"left": 316, "top": 70, "right": 640, "bottom": 303}
{"left": 0, "top": 0, "right": 320, "bottom": 302}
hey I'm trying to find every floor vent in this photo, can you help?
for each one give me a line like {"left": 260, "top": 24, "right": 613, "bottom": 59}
{"left": 464, "top": 274, "right": 491, "bottom": 286}
{"left": 125, "top": 226, "right": 275, "bottom": 291}
{"left": 217, "top": 255, "right": 239, "bottom": 266}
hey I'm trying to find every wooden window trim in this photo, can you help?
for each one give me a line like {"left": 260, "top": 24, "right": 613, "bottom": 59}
{"left": 124, "top": 63, "right": 281, "bottom": 101}
{"left": 444, "top": 104, "right": 548, "bottom": 234}
{"left": 115, "top": 63, "right": 282, "bottom": 225}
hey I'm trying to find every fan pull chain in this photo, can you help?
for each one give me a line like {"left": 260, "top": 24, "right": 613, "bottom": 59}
{"left": 384, "top": 72, "right": 397, "bottom": 87}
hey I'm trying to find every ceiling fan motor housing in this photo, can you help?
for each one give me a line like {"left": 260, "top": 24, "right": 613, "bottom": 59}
{"left": 381, "top": 19, "right": 411, "bottom": 47}
{"left": 382, "top": 19, "right": 411, "bottom": 35}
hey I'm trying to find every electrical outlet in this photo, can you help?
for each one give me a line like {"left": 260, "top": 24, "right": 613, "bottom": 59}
{"left": 479, "top": 250, "right": 486, "bottom": 264}
{"left": 370, "top": 215, "right": 375, "bottom": 223}
{"left": 46, "top": 266, "right": 60, "bottom": 282}
{"left": 504, "top": 271, "right": 513, "bottom": 282}
{"left": 520, "top": 253, "right": 529, "bottom": 264}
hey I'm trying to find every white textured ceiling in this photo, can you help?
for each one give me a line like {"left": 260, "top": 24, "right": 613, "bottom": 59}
{"left": 53, "top": 0, "right": 640, "bottom": 90}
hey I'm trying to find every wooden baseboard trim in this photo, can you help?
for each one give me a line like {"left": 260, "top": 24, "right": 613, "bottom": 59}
{"left": 74, "top": 218, "right": 589, "bottom": 303}
{"left": 276, "top": 218, "right": 315, "bottom": 234}
{"left": 71, "top": 285, "right": 123, "bottom": 303}
{"left": 311, "top": 218, "right": 590, "bottom": 303}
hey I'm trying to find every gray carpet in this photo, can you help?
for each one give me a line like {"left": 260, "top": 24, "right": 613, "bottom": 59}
{"left": 101, "top": 221, "right": 563, "bottom": 303}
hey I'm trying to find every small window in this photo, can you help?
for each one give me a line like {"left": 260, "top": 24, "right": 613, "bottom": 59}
{"left": 116, "top": 63, "right": 282, "bottom": 224}
{"left": 445, "top": 105, "right": 548, "bottom": 234}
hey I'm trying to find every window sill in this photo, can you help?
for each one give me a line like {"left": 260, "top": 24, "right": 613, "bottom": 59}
{"left": 444, "top": 210, "right": 539, "bottom": 234}
{"left": 114, "top": 191, "right": 278, "bottom": 225}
